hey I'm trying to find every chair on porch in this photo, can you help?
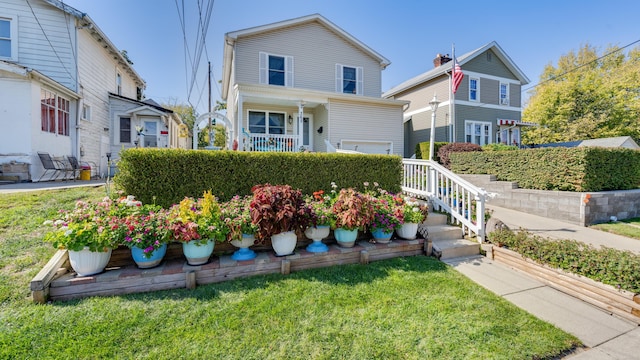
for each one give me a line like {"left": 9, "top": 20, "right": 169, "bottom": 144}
{"left": 37, "top": 152, "right": 65, "bottom": 182}
{"left": 65, "top": 156, "right": 82, "bottom": 182}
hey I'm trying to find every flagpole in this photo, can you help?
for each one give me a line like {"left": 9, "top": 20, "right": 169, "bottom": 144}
{"left": 450, "top": 44, "right": 455, "bottom": 143}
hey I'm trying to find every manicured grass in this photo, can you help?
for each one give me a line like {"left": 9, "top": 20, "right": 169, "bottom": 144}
{"left": 0, "top": 187, "right": 580, "bottom": 359}
{"left": 591, "top": 218, "right": 640, "bottom": 241}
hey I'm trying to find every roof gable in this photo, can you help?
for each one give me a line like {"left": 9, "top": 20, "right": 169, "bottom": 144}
{"left": 383, "top": 41, "right": 529, "bottom": 98}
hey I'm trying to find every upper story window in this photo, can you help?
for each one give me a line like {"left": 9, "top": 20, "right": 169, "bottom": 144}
{"left": 500, "top": 83, "right": 509, "bottom": 105}
{"left": 40, "top": 89, "right": 70, "bottom": 136}
{"left": 0, "top": 15, "right": 18, "bottom": 61}
{"left": 336, "top": 64, "right": 363, "bottom": 95}
{"left": 259, "top": 52, "right": 293, "bottom": 87}
{"left": 469, "top": 77, "right": 479, "bottom": 102}
{"left": 248, "top": 111, "right": 285, "bottom": 134}
{"left": 116, "top": 73, "right": 122, "bottom": 95}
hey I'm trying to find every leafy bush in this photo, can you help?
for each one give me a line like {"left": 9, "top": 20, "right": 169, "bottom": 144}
{"left": 450, "top": 147, "right": 640, "bottom": 191}
{"left": 437, "top": 142, "right": 482, "bottom": 169}
{"left": 416, "top": 141, "right": 448, "bottom": 161}
{"left": 482, "top": 143, "right": 518, "bottom": 151}
{"left": 488, "top": 229, "right": 640, "bottom": 293}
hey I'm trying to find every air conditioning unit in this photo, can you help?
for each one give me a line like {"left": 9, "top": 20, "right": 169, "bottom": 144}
{"left": 500, "top": 98, "right": 509, "bottom": 105}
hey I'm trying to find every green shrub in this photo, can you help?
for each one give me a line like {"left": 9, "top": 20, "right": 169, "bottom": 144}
{"left": 437, "top": 142, "right": 482, "bottom": 169}
{"left": 450, "top": 147, "right": 640, "bottom": 192}
{"left": 488, "top": 229, "right": 640, "bottom": 293}
{"left": 482, "top": 143, "right": 518, "bottom": 151}
{"left": 114, "top": 149, "right": 403, "bottom": 207}
{"left": 416, "top": 142, "right": 448, "bottom": 161}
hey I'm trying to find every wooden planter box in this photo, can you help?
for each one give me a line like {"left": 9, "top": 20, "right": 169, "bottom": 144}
{"left": 487, "top": 245, "right": 640, "bottom": 324}
{"left": 31, "top": 237, "right": 429, "bottom": 303}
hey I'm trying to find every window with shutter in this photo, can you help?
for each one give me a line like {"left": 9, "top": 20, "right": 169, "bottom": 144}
{"left": 336, "top": 64, "right": 363, "bottom": 95}
{"left": 259, "top": 52, "right": 293, "bottom": 87}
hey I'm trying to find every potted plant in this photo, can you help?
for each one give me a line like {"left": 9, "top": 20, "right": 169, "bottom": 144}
{"left": 331, "top": 188, "right": 375, "bottom": 247}
{"left": 168, "top": 191, "right": 227, "bottom": 265}
{"left": 43, "top": 197, "right": 121, "bottom": 276}
{"left": 121, "top": 203, "right": 172, "bottom": 269}
{"left": 369, "top": 193, "right": 403, "bottom": 244}
{"left": 249, "top": 183, "right": 310, "bottom": 256}
{"left": 396, "top": 196, "right": 428, "bottom": 240}
{"left": 222, "top": 195, "right": 259, "bottom": 261}
{"left": 303, "top": 189, "right": 336, "bottom": 253}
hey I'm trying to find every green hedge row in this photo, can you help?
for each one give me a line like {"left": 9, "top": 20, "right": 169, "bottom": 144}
{"left": 415, "top": 142, "right": 448, "bottom": 161}
{"left": 489, "top": 229, "right": 640, "bottom": 293}
{"left": 450, "top": 147, "right": 640, "bottom": 192}
{"left": 114, "top": 149, "right": 403, "bottom": 208}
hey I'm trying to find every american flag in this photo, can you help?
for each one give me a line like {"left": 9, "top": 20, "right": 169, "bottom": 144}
{"left": 452, "top": 59, "right": 464, "bottom": 94}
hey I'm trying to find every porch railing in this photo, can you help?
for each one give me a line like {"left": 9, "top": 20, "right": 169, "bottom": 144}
{"left": 401, "top": 159, "right": 487, "bottom": 242}
{"left": 248, "top": 134, "right": 299, "bottom": 152}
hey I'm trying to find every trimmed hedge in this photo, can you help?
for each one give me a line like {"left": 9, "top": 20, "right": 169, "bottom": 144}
{"left": 114, "top": 149, "right": 403, "bottom": 208}
{"left": 489, "top": 229, "right": 640, "bottom": 293}
{"left": 450, "top": 147, "right": 640, "bottom": 192}
{"left": 416, "top": 142, "right": 448, "bottom": 161}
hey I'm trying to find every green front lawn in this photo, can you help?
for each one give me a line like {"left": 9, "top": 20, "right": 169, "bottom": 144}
{"left": 591, "top": 218, "right": 640, "bottom": 241}
{"left": 0, "top": 187, "right": 580, "bottom": 359}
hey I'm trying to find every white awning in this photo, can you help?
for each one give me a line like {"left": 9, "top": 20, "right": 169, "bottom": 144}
{"left": 498, "top": 119, "right": 536, "bottom": 126}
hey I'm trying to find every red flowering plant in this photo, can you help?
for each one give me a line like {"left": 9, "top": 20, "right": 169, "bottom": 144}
{"left": 363, "top": 182, "right": 404, "bottom": 234}
{"left": 303, "top": 189, "right": 337, "bottom": 228}
{"left": 249, "top": 183, "right": 311, "bottom": 241}
{"left": 221, "top": 195, "right": 258, "bottom": 242}
{"left": 167, "top": 191, "right": 227, "bottom": 245}
{"left": 331, "top": 187, "right": 375, "bottom": 231}
{"left": 120, "top": 204, "right": 172, "bottom": 258}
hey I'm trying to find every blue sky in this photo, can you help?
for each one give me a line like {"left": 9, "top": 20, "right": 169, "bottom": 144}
{"left": 63, "top": 0, "right": 640, "bottom": 114}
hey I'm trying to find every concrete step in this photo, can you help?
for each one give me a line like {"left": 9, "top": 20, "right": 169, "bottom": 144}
{"left": 423, "top": 212, "right": 448, "bottom": 226}
{"left": 423, "top": 224, "right": 462, "bottom": 241}
{"left": 431, "top": 238, "right": 481, "bottom": 260}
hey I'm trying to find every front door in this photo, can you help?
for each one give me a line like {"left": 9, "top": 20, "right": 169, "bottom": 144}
{"left": 297, "top": 114, "right": 313, "bottom": 151}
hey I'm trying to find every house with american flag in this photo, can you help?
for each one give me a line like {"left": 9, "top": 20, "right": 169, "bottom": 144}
{"left": 383, "top": 41, "right": 531, "bottom": 157}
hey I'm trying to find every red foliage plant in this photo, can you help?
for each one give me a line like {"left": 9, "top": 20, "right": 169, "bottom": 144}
{"left": 249, "top": 184, "right": 310, "bottom": 241}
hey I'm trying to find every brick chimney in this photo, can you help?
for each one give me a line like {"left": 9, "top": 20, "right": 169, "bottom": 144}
{"left": 433, "top": 53, "right": 452, "bottom": 68}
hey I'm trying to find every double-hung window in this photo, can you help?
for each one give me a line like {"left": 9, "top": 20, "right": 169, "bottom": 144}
{"left": 248, "top": 111, "right": 285, "bottom": 134}
{"left": 40, "top": 90, "right": 70, "bottom": 136}
{"left": 499, "top": 83, "right": 509, "bottom": 105}
{"left": 119, "top": 117, "right": 131, "bottom": 143}
{"left": 465, "top": 120, "right": 491, "bottom": 146}
{"left": 469, "top": 77, "right": 479, "bottom": 102}
{"left": 259, "top": 52, "right": 293, "bottom": 87}
{"left": 336, "top": 64, "right": 363, "bottom": 95}
{"left": 0, "top": 16, "right": 17, "bottom": 61}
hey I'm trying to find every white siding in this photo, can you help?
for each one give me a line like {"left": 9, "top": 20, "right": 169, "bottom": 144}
{"left": 0, "top": 0, "right": 77, "bottom": 91}
{"left": 235, "top": 21, "right": 382, "bottom": 97}
{"left": 329, "top": 100, "right": 403, "bottom": 156}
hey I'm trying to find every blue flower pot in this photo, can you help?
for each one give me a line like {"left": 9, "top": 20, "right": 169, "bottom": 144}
{"left": 182, "top": 239, "right": 215, "bottom": 265}
{"left": 371, "top": 228, "right": 393, "bottom": 243}
{"left": 230, "top": 234, "right": 257, "bottom": 261}
{"left": 333, "top": 228, "right": 358, "bottom": 248}
{"left": 131, "top": 243, "right": 167, "bottom": 269}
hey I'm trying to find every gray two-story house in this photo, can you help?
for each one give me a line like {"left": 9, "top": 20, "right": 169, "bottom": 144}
{"left": 383, "top": 41, "right": 530, "bottom": 157}
{"left": 221, "top": 14, "right": 407, "bottom": 155}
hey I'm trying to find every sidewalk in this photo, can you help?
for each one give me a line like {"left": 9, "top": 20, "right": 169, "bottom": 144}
{"left": 445, "top": 205, "right": 639, "bottom": 359}
{"left": 0, "top": 179, "right": 106, "bottom": 194}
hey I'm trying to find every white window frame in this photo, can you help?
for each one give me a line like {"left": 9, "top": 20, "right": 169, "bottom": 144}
{"left": 81, "top": 104, "right": 91, "bottom": 121}
{"left": 0, "top": 15, "right": 18, "bottom": 61}
{"left": 118, "top": 116, "right": 132, "bottom": 144}
{"left": 464, "top": 120, "right": 491, "bottom": 146}
{"left": 335, "top": 64, "right": 363, "bottom": 95}
{"left": 500, "top": 83, "right": 509, "bottom": 105}
{"left": 469, "top": 77, "right": 479, "bottom": 102}
{"left": 40, "top": 89, "right": 70, "bottom": 136}
{"left": 259, "top": 52, "right": 293, "bottom": 87}
{"left": 247, "top": 110, "right": 287, "bottom": 135}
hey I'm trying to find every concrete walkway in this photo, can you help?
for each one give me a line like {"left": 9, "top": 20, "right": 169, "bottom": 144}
{"left": 444, "top": 205, "right": 639, "bottom": 359}
{"left": 0, "top": 179, "right": 106, "bottom": 194}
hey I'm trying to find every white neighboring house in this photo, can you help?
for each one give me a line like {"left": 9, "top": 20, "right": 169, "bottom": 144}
{"left": 0, "top": 0, "right": 185, "bottom": 181}
{"left": 221, "top": 14, "right": 408, "bottom": 155}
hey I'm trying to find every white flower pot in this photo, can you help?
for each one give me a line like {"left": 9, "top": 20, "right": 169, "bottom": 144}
{"left": 68, "top": 247, "right": 112, "bottom": 277}
{"left": 305, "top": 225, "right": 330, "bottom": 253}
{"left": 396, "top": 223, "right": 419, "bottom": 240}
{"left": 230, "top": 234, "right": 257, "bottom": 261}
{"left": 271, "top": 231, "right": 297, "bottom": 256}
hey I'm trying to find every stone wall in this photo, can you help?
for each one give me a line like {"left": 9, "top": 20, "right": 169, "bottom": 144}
{"left": 460, "top": 174, "right": 640, "bottom": 226}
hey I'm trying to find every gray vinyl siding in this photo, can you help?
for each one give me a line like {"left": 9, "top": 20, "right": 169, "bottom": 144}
{"left": 234, "top": 21, "right": 382, "bottom": 97}
{"left": 480, "top": 78, "right": 498, "bottom": 104}
{"left": 464, "top": 49, "right": 517, "bottom": 80}
{"left": 329, "top": 100, "right": 403, "bottom": 155}
{"left": 452, "top": 104, "right": 522, "bottom": 142}
{"left": 393, "top": 75, "right": 449, "bottom": 113}
{"left": 1, "top": 0, "right": 77, "bottom": 91}
{"left": 509, "top": 84, "right": 521, "bottom": 107}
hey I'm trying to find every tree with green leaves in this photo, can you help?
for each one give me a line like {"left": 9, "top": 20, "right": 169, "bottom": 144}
{"left": 522, "top": 44, "right": 640, "bottom": 145}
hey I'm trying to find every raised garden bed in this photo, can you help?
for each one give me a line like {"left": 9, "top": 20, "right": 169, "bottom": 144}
{"left": 486, "top": 245, "right": 640, "bottom": 324}
{"left": 31, "top": 238, "right": 429, "bottom": 303}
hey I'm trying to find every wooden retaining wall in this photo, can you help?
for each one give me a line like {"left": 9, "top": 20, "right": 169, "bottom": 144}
{"left": 488, "top": 245, "right": 640, "bottom": 324}
{"left": 31, "top": 238, "right": 428, "bottom": 303}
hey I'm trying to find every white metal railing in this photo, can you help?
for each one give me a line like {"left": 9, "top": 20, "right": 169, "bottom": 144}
{"left": 402, "top": 158, "right": 486, "bottom": 242}
{"left": 248, "top": 134, "right": 299, "bottom": 152}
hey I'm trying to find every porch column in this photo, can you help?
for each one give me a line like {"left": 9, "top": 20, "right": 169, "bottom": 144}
{"left": 237, "top": 94, "right": 244, "bottom": 150}
{"left": 298, "top": 101, "right": 305, "bottom": 150}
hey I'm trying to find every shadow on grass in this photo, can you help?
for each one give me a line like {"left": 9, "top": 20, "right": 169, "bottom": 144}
{"left": 52, "top": 256, "right": 449, "bottom": 306}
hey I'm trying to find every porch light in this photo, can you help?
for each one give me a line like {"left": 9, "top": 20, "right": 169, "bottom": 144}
{"left": 288, "top": 115, "right": 293, "bottom": 124}
{"left": 428, "top": 94, "right": 440, "bottom": 161}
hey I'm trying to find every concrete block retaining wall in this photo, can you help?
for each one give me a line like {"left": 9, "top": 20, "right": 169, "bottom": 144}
{"left": 460, "top": 174, "right": 640, "bottom": 226}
